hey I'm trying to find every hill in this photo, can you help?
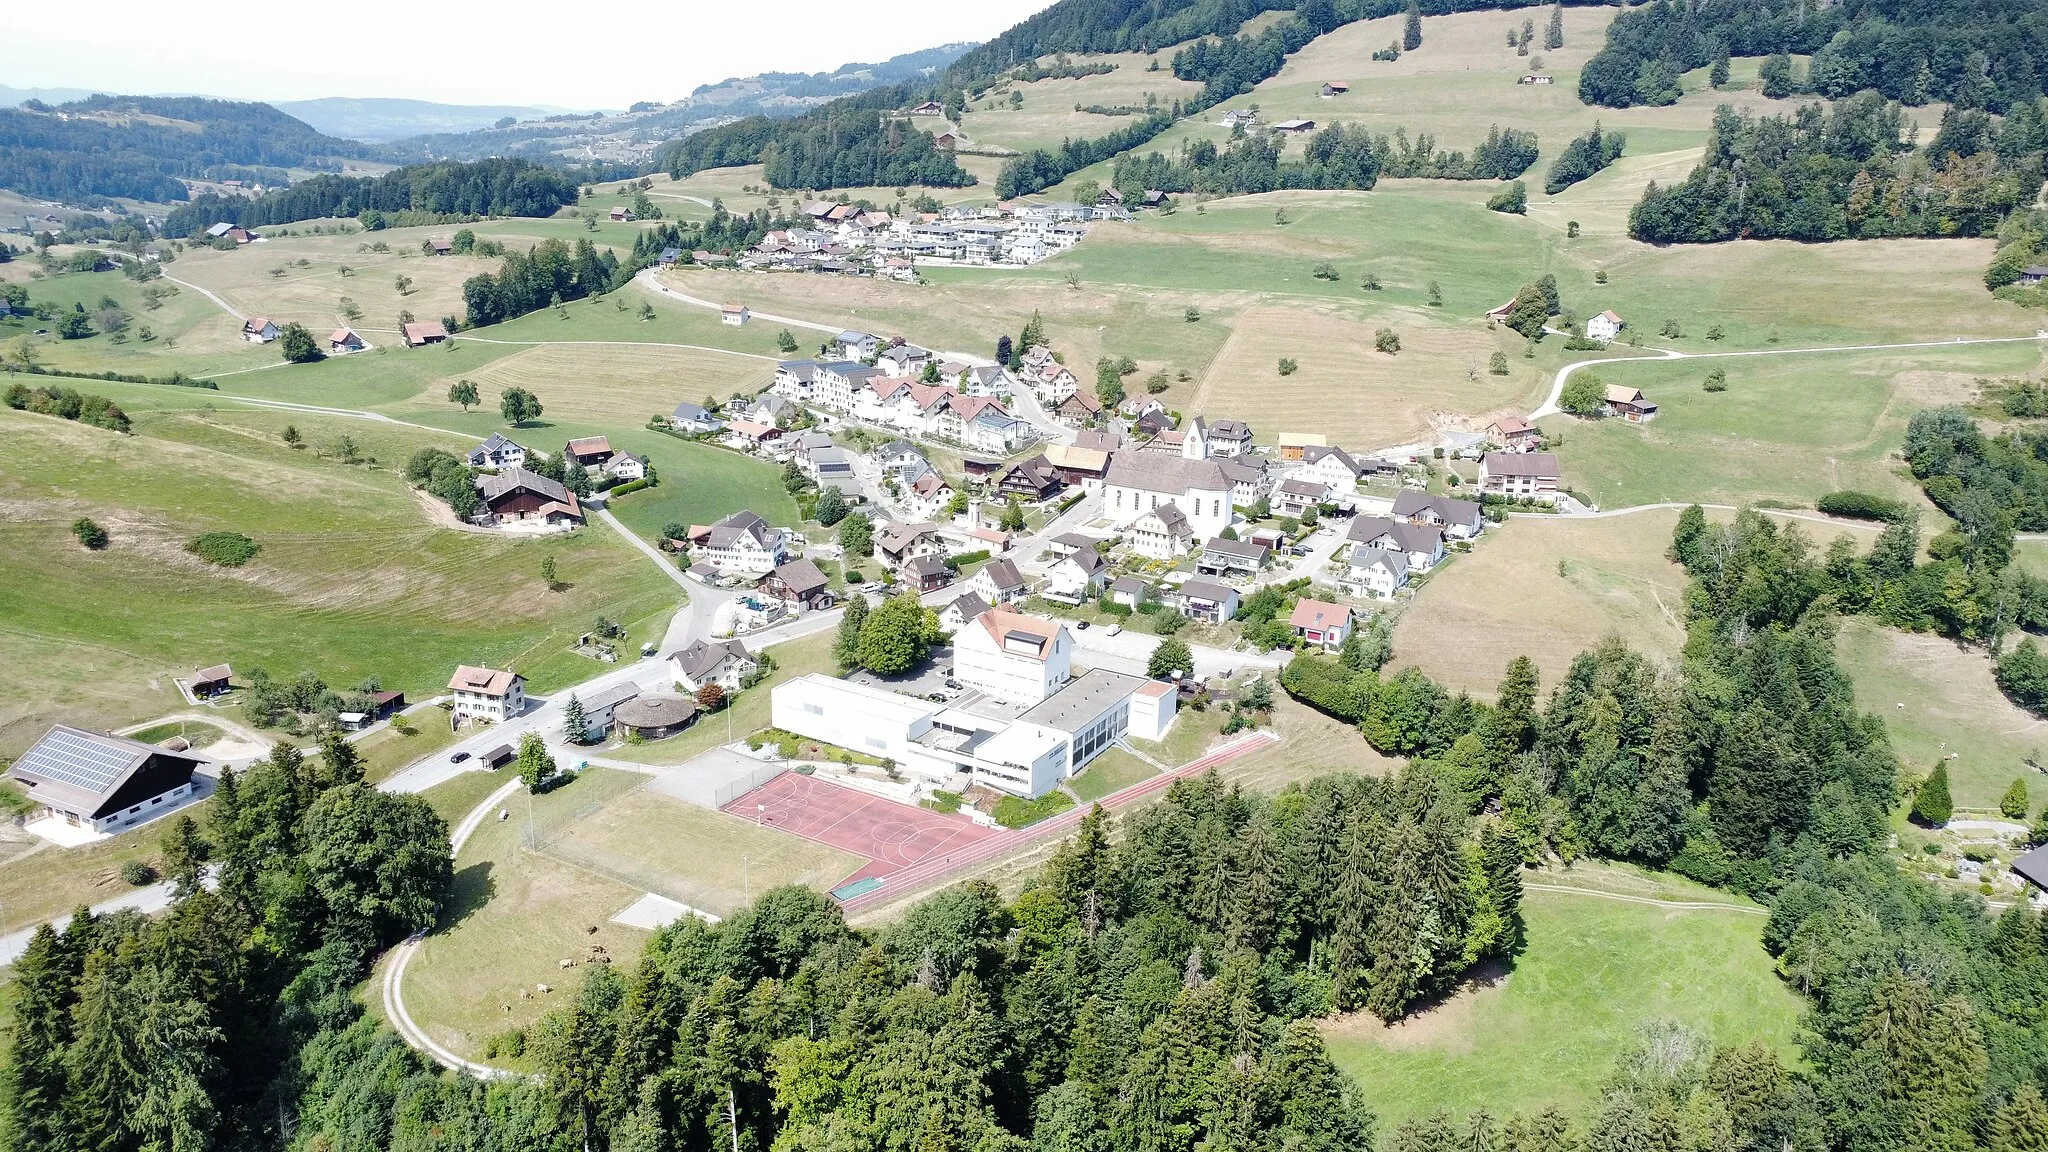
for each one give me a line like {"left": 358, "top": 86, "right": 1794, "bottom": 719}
{"left": 274, "top": 97, "right": 566, "bottom": 142}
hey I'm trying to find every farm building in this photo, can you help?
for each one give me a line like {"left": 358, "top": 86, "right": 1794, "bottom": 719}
{"left": 190, "top": 664, "right": 233, "bottom": 698}
{"left": 4, "top": 725, "right": 206, "bottom": 837}
{"left": 328, "top": 327, "right": 365, "bottom": 354}
{"left": 401, "top": 321, "right": 448, "bottom": 347}
{"left": 720, "top": 304, "right": 750, "bottom": 326}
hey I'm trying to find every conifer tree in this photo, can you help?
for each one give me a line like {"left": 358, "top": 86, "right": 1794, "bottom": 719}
{"left": 3, "top": 926, "right": 78, "bottom": 1152}
{"left": 1543, "top": 3, "right": 1563, "bottom": 50}
{"left": 2002, "top": 776, "right": 2029, "bottom": 820}
{"left": 1912, "top": 762, "right": 1954, "bottom": 826}
{"left": 64, "top": 951, "right": 139, "bottom": 1152}
{"left": 1403, "top": 1, "right": 1423, "bottom": 51}
{"left": 1992, "top": 1082, "right": 2048, "bottom": 1152}
{"left": 563, "top": 694, "right": 587, "bottom": 743}
{"left": 835, "top": 594, "right": 870, "bottom": 670}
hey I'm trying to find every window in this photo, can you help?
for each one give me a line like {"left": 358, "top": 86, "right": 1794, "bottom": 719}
{"left": 866, "top": 737, "right": 887, "bottom": 751}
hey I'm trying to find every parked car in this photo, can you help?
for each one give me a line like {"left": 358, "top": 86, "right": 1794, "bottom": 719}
{"left": 449, "top": 750, "right": 472, "bottom": 764}
{"left": 862, "top": 582, "right": 885, "bottom": 593}
{"left": 943, "top": 678, "right": 961, "bottom": 690}
{"left": 1075, "top": 619, "right": 1089, "bottom": 629}
{"left": 1106, "top": 623, "right": 1122, "bottom": 636}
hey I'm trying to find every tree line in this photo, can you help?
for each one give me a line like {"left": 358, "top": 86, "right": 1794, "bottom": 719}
{"left": 656, "top": 87, "right": 971, "bottom": 191}
{"left": 1541, "top": 122, "right": 1625, "bottom": 194}
{"left": 162, "top": 158, "right": 580, "bottom": 238}
{"left": 1578, "top": 0, "right": 2048, "bottom": 111}
{"left": 461, "top": 237, "right": 623, "bottom": 328}
{"left": 1628, "top": 95, "right": 2034, "bottom": 244}
{"left": 1106, "top": 123, "right": 1536, "bottom": 199}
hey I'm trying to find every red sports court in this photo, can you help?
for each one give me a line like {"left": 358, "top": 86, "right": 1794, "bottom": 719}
{"left": 721, "top": 772, "right": 995, "bottom": 892}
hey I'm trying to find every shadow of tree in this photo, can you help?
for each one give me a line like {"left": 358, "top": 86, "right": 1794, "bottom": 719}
{"left": 437, "top": 860, "right": 496, "bottom": 932}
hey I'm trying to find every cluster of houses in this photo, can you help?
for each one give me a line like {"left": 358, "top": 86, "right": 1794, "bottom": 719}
{"left": 728, "top": 198, "right": 1117, "bottom": 278}
{"left": 453, "top": 433, "right": 649, "bottom": 533}
{"left": 769, "top": 343, "right": 1035, "bottom": 455}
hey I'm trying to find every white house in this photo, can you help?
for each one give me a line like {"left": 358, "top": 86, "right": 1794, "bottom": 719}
{"left": 670, "top": 638, "right": 757, "bottom": 693}
{"left": 242, "top": 317, "right": 279, "bottom": 344}
{"left": 1104, "top": 454, "right": 1234, "bottom": 543}
{"left": 4, "top": 725, "right": 205, "bottom": 836}
{"left": 1288, "top": 599, "right": 1353, "bottom": 649}
{"left": 1586, "top": 310, "right": 1623, "bottom": 343}
{"left": 721, "top": 305, "right": 750, "bottom": 326}
{"left": 1287, "top": 445, "right": 1366, "bottom": 491}
{"left": 1176, "top": 579, "right": 1240, "bottom": 623}
{"left": 1047, "top": 546, "right": 1109, "bottom": 598}
{"left": 773, "top": 360, "right": 819, "bottom": 402}
{"left": 608, "top": 455, "right": 647, "bottom": 482}
{"left": 1338, "top": 547, "right": 1408, "bottom": 600}
{"left": 1128, "top": 680, "right": 1179, "bottom": 741}
{"left": 1347, "top": 516, "right": 1446, "bottom": 572}
{"left": 1391, "top": 492, "right": 1484, "bottom": 540}
{"left": 700, "top": 510, "right": 788, "bottom": 576}
{"left": 447, "top": 665, "right": 526, "bottom": 722}
{"left": 574, "top": 682, "right": 641, "bottom": 741}
{"left": 1128, "top": 503, "right": 1196, "bottom": 559}
{"left": 467, "top": 433, "right": 528, "bottom": 470}
{"left": 1274, "top": 479, "right": 1329, "bottom": 517}
{"left": 967, "top": 557, "right": 1029, "bottom": 605}
{"left": 1478, "top": 452, "right": 1561, "bottom": 500}
{"left": 670, "top": 402, "right": 724, "bottom": 435}
{"left": 836, "top": 330, "right": 879, "bottom": 360}
{"left": 955, "top": 607, "right": 1072, "bottom": 705}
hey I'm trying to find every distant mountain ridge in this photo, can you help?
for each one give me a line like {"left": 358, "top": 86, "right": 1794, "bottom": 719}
{"left": 274, "top": 98, "right": 574, "bottom": 143}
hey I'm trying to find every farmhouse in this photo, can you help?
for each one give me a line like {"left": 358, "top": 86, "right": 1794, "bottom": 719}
{"left": 759, "top": 558, "right": 834, "bottom": 610}
{"left": 613, "top": 695, "right": 699, "bottom": 740}
{"left": 4, "top": 725, "right": 205, "bottom": 836}
{"left": 1104, "top": 454, "right": 1235, "bottom": 543}
{"left": 447, "top": 666, "right": 525, "bottom": 723}
{"left": 1043, "top": 443, "right": 1110, "bottom": 489}
{"left": 1320, "top": 81, "right": 1350, "bottom": 96}
{"left": 328, "top": 327, "right": 364, "bottom": 354}
{"left": 669, "top": 638, "right": 757, "bottom": 693}
{"left": 402, "top": 321, "right": 448, "bottom": 347}
{"left": 910, "top": 100, "right": 945, "bottom": 115}
{"left": 1054, "top": 390, "right": 1101, "bottom": 426}
{"left": 1604, "top": 384, "right": 1659, "bottom": 422}
{"left": 1391, "top": 492, "right": 1483, "bottom": 539}
{"left": 999, "top": 454, "right": 1065, "bottom": 501}
{"left": 474, "top": 467, "right": 583, "bottom": 528}
{"left": 956, "top": 607, "right": 1073, "bottom": 704}
{"left": 428, "top": 237, "right": 453, "bottom": 255}
{"left": 564, "top": 435, "right": 615, "bottom": 468}
{"left": 1272, "top": 119, "right": 1316, "bottom": 134}
{"left": 702, "top": 510, "right": 789, "bottom": 575}
{"left": 967, "top": 557, "right": 1029, "bottom": 605}
{"left": 1289, "top": 600, "right": 1353, "bottom": 649}
{"left": 242, "top": 317, "right": 278, "bottom": 344}
{"left": 1586, "top": 310, "right": 1623, "bottom": 343}
{"left": 1128, "top": 503, "right": 1196, "bottom": 559}
{"left": 190, "top": 664, "right": 232, "bottom": 698}
{"left": 1478, "top": 451, "right": 1561, "bottom": 500}
{"left": 720, "top": 304, "right": 750, "bottom": 326}
{"left": 610, "top": 206, "right": 636, "bottom": 222}
{"left": 467, "top": 433, "right": 528, "bottom": 470}
{"left": 1486, "top": 415, "right": 1541, "bottom": 452}
{"left": 1338, "top": 547, "right": 1408, "bottom": 600}
{"left": 1176, "top": 579, "right": 1240, "bottom": 624}
{"left": 905, "top": 554, "right": 952, "bottom": 592}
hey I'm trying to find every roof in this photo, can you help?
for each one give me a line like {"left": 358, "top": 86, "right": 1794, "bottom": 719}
{"left": 2014, "top": 844, "right": 2048, "bottom": 890}
{"left": 1043, "top": 444, "right": 1110, "bottom": 472}
{"left": 777, "top": 359, "right": 819, "bottom": 380}
{"left": 1348, "top": 516, "right": 1443, "bottom": 554}
{"left": 1278, "top": 479, "right": 1328, "bottom": 497}
{"left": 329, "top": 327, "right": 360, "bottom": 344}
{"left": 671, "top": 638, "right": 752, "bottom": 683}
{"left": 878, "top": 520, "right": 940, "bottom": 554}
{"left": 768, "top": 558, "right": 829, "bottom": 596}
{"left": 1483, "top": 451, "right": 1561, "bottom": 478}
{"left": 1391, "top": 491, "right": 1481, "bottom": 523}
{"left": 1488, "top": 415, "right": 1535, "bottom": 435}
{"left": 614, "top": 694, "right": 700, "bottom": 729}
{"left": 1349, "top": 545, "right": 1403, "bottom": 576}
{"left": 1003, "top": 454, "right": 1061, "bottom": 487}
{"left": 1605, "top": 384, "right": 1648, "bottom": 404}
{"left": 672, "top": 401, "right": 719, "bottom": 422}
{"left": 581, "top": 682, "right": 641, "bottom": 712}
{"left": 1066, "top": 547, "right": 1107, "bottom": 575}
{"left": 1179, "top": 578, "right": 1237, "bottom": 603}
{"left": 566, "top": 435, "right": 613, "bottom": 457}
{"left": 448, "top": 665, "right": 520, "bottom": 696}
{"left": 727, "top": 419, "right": 776, "bottom": 438}
{"left": 1135, "top": 680, "right": 1176, "bottom": 699}
{"left": 5, "top": 725, "right": 203, "bottom": 813}
{"left": 1140, "top": 503, "right": 1191, "bottom": 533}
{"left": 192, "top": 663, "right": 232, "bottom": 683}
{"left": 1208, "top": 418, "right": 1252, "bottom": 440}
{"left": 1272, "top": 118, "right": 1315, "bottom": 130}
{"left": 402, "top": 320, "right": 447, "bottom": 342}
{"left": 708, "top": 509, "right": 772, "bottom": 549}
{"left": 946, "top": 591, "right": 992, "bottom": 622}
{"left": 1595, "top": 310, "right": 1623, "bottom": 323}
{"left": 1105, "top": 453, "right": 1232, "bottom": 496}
{"left": 1019, "top": 669, "right": 1147, "bottom": 733}
{"left": 1299, "top": 444, "right": 1362, "bottom": 474}
{"left": 1289, "top": 599, "right": 1352, "bottom": 631}
{"left": 1053, "top": 532, "right": 1100, "bottom": 551}
{"left": 980, "top": 557, "right": 1026, "bottom": 591}
{"left": 476, "top": 465, "right": 572, "bottom": 507}
{"left": 243, "top": 316, "right": 274, "bottom": 331}
{"left": 1110, "top": 575, "right": 1150, "bottom": 594}
{"left": 907, "top": 554, "right": 950, "bottom": 578}
{"left": 1203, "top": 537, "right": 1268, "bottom": 560}
{"left": 979, "top": 608, "right": 1066, "bottom": 661}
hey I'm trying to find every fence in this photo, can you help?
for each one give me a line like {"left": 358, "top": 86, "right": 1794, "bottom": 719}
{"left": 713, "top": 762, "right": 790, "bottom": 809}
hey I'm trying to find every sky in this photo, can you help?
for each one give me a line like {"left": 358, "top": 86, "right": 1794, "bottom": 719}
{"left": 6, "top": 0, "right": 1055, "bottom": 109}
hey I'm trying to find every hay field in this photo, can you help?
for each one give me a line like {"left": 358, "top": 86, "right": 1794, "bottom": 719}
{"left": 19, "top": 267, "right": 265, "bottom": 377}
{"left": 1552, "top": 341, "right": 2045, "bottom": 508}
{"left": 1835, "top": 617, "right": 2048, "bottom": 811}
{"left": 1191, "top": 302, "right": 1540, "bottom": 444}
{"left": 397, "top": 342, "right": 774, "bottom": 427}
{"left": 171, "top": 226, "right": 496, "bottom": 333}
{"left": 966, "top": 51, "right": 1203, "bottom": 154}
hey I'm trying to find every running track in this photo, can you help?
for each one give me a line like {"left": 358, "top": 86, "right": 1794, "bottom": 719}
{"left": 833, "top": 731, "right": 1279, "bottom": 911}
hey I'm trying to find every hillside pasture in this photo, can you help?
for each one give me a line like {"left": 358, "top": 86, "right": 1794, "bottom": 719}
{"left": 394, "top": 341, "right": 774, "bottom": 428}
{"left": 965, "top": 51, "right": 1202, "bottom": 154}
{"left": 170, "top": 225, "right": 495, "bottom": 335}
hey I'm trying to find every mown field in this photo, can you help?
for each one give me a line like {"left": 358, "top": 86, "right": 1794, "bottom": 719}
{"left": 963, "top": 51, "right": 1204, "bottom": 155}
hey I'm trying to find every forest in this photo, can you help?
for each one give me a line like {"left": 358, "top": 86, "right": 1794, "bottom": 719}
{"left": 1541, "top": 122, "right": 1625, "bottom": 194}
{"left": 161, "top": 158, "right": 581, "bottom": 237}
{"left": 1579, "top": 0, "right": 2048, "bottom": 110}
{"left": 0, "top": 94, "right": 371, "bottom": 205}
{"left": 461, "top": 237, "right": 623, "bottom": 328}
{"left": 656, "top": 88, "right": 971, "bottom": 191}
{"left": 1627, "top": 95, "right": 2039, "bottom": 243}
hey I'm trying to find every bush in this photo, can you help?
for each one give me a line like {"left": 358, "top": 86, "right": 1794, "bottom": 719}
{"left": 1485, "top": 181, "right": 1528, "bottom": 214}
{"left": 1277, "top": 358, "right": 1298, "bottom": 376}
{"left": 1815, "top": 491, "right": 1910, "bottom": 523}
{"left": 72, "top": 517, "right": 108, "bottom": 549}
{"left": 1703, "top": 368, "right": 1727, "bottom": 392}
{"left": 1374, "top": 328, "right": 1401, "bottom": 354}
{"left": 186, "top": 531, "right": 261, "bottom": 567}
{"left": 121, "top": 860, "right": 157, "bottom": 886}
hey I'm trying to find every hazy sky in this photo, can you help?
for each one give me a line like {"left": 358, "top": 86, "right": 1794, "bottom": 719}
{"left": 8, "top": 0, "right": 1054, "bottom": 109}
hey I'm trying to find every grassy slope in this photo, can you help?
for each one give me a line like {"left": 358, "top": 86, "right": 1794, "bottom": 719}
{"left": 1323, "top": 883, "right": 1803, "bottom": 1128}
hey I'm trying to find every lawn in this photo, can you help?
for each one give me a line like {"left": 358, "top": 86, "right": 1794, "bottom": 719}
{"left": 0, "top": 803, "right": 195, "bottom": 935}
{"left": 418, "top": 767, "right": 516, "bottom": 826}
{"left": 0, "top": 402, "right": 679, "bottom": 755}
{"left": 1069, "top": 748, "right": 1163, "bottom": 802}
{"left": 962, "top": 49, "right": 1203, "bottom": 155}
{"left": 1834, "top": 616, "right": 2048, "bottom": 812}
{"left": 358, "top": 713, "right": 466, "bottom": 785}
{"left": 1322, "top": 880, "right": 1803, "bottom": 1129}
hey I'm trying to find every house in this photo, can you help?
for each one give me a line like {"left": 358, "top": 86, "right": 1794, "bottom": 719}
{"left": 242, "top": 317, "right": 278, "bottom": 344}
{"left": 1320, "top": 81, "right": 1350, "bottom": 96}
{"left": 447, "top": 666, "right": 525, "bottom": 722}
{"left": 906, "top": 470, "right": 953, "bottom": 518}
{"left": 1176, "top": 579, "right": 1240, "bottom": 623}
{"left": 1289, "top": 599, "right": 1353, "bottom": 649}
{"left": 999, "top": 454, "right": 1064, "bottom": 501}
{"left": 878, "top": 520, "right": 946, "bottom": 573}
{"left": 1141, "top": 190, "right": 1169, "bottom": 208}
{"left": 5, "top": 725, "right": 205, "bottom": 835}
{"left": 726, "top": 420, "right": 783, "bottom": 449}
{"left": 956, "top": 607, "right": 1073, "bottom": 704}
{"left": 612, "top": 694, "right": 699, "bottom": 739}
{"left": 876, "top": 440, "right": 933, "bottom": 482}
{"left": 905, "top": 553, "right": 952, "bottom": 592}
{"left": 748, "top": 393, "right": 797, "bottom": 427}
{"left": 189, "top": 663, "right": 233, "bottom": 698}
{"left": 759, "top": 559, "right": 834, "bottom": 610}
{"left": 1290, "top": 444, "right": 1366, "bottom": 491}
{"left": 670, "top": 638, "right": 757, "bottom": 693}
{"left": 402, "top": 321, "right": 448, "bottom": 347}
{"left": 1220, "top": 109, "right": 1257, "bottom": 128}
{"left": 564, "top": 435, "right": 615, "bottom": 468}
{"left": 573, "top": 682, "right": 640, "bottom": 740}
{"left": 1198, "top": 537, "right": 1269, "bottom": 578}
{"left": 1048, "top": 545, "right": 1109, "bottom": 598}
{"left": 608, "top": 454, "right": 647, "bottom": 482}
{"left": 1045, "top": 533, "right": 1102, "bottom": 561}
{"left": 1043, "top": 443, "right": 1111, "bottom": 490}
{"left": 790, "top": 431, "right": 836, "bottom": 469}
{"left": 968, "top": 557, "right": 1029, "bottom": 605}
{"left": 941, "top": 591, "right": 993, "bottom": 630}
{"left": 328, "top": 327, "right": 364, "bottom": 354}
{"left": 932, "top": 130, "right": 961, "bottom": 150}
{"left": 1586, "top": 310, "right": 1623, "bottom": 343}
{"left": 1483, "top": 299, "right": 1518, "bottom": 325}
{"left": 474, "top": 467, "right": 583, "bottom": 527}
{"left": 1276, "top": 432, "right": 1328, "bottom": 461}
{"left": 808, "top": 446, "right": 855, "bottom": 486}
{"left": 467, "top": 433, "right": 528, "bottom": 470}
{"left": 837, "top": 330, "right": 879, "bottom": 360}
{"left": 205, "top": 222, "right": 234, "bottom": 238}
{"left": 1206, "top": 418, "right": 1253, "bottom": 457}
{"left": 1348, "top": 516, "right": 1446, "bottom": 571}
{"left": 658, "top": 247, "right": 682, "bottom": 265}
{"left": 877, "top": 343, "right": 933, "bottom": 375}
{"left": 1272, "top": 118, "right": 1316, "bottom": 134}
{"left": 1222, "top": 458, "right": 1270, "bottom": 509}
{"left": 428, "top": 237, "right": 453, "bottom": 255}
{"left": 1104, "top": 576, "right": 1150, "bottom": 610}
{"left": 477, "top": 743, "right": 516, "bottom": 769}
{"left": 670, "top": 401, "right": 725, "bottom": 435}
{"left": 1129, "top": 503, "right": 1196, "bottom": 559}
{"left": 721, "top": 304, "right": 750, "bottom": 326}
{"left": 1274, "top": 478, "right": 1329, "bottom": 517}
{"left": 610, "top": 206, "right": 636, "bottom": 222}
{"left": 1486, "top": 415, "right": 1541, "bottom": 452}
{"left": 910, "top": 100, "right": 945, "bottom": 115}
{"left": 773, "top": 359, "right": 820, "bottom": 400}
{"left": 1478, "top": 452, "right": 1561, "bottom": 500}
{"left": 1054, "top": 390, "right": 1102, "bottom": 426}
{"left": 1391, "top": 492, "right": 1484, "bottom": 539}
{"left": 1338, "top": 547, "right": 1409, "bottom": 600}
{"left": 1104, "top": 454, "right": 1235, "bottom": 543}
{"left": 1604, "top": 384, "right": 1659, "bottom": 423}
{"left": 702, "top": 510, "right": 788, "bottom": 575}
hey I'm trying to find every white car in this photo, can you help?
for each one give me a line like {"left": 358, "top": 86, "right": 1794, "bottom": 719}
{"left": 1106, "top": 623, "right": 1122, "bottom": 635}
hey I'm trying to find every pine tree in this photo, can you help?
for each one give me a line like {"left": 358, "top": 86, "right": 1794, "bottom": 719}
{"left": 3, "top": 926, "right": 78, "bottom": 1152}
{"left": 159, "top": 814, "right": 209, "bottom": 898}
{"left": 1912, "top": 762, "right": 1954, "bottom": 826}
{"left": 1223, "top": 817, "right": 1279, "bottom": 953}
{"left": 1490, "top": 656, "right": 1539, "bottom": 766}
{"left": 835, "top": 594, "right": 870, "bottom": 670}
{"left": 1020, "top": 309, "right": 1046, "bottom": 351}
{"left": 64, "top": 952, "right": 139, "bottom": 1152}
{"left": 2002, "top": 776, "right": 2030, "bottom": 820}
{"left": 1667, "top": 504, "right": 1708, "bottom": 569}
{"left": 1543, "top": 3, "right": 1563, "bottom": 50}
{"left": 1403, "top": 1, "right": 1423, "bottom": 51}
{"left": 1991, "top": 1082, "right": 2048, "bottom": 1152}
{"left": 207, "top": 767, "right": 260, "bottom": 923}
{"left": 1328, "top": 814, "right": 1384, "bottom": 1010}
{"left": 563, "top": 694, "right": 587, "bottom": 743}
{"left": 316, "top": 728, "right": 364, "bottom": 789}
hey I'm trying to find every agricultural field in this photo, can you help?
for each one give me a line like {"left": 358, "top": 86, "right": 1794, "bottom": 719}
{"left": 1835, "top": 617, "right": 2048, "bottom": 812}
{"left": 963, "top": 51, "right": 1203, "bottom": 155}
{"left": 1323, "top": 877, "right": 1802, "bottom": 1128}
{"left": 0, "top": 396, "right": 679, "bottom": 756}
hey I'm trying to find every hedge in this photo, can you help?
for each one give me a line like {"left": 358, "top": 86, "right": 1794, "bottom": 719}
{"left": 1816, "top": 490, "right": 1910, "bottom": 523}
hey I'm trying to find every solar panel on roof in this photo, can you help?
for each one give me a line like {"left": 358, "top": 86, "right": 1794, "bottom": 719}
{"left": 15, "top": 729, "right": 138, "bottom": 794}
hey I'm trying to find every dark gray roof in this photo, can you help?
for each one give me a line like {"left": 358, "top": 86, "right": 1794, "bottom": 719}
{"left": 5, "top": 725, "right": 202, "bottom": 814}
{"left": 2015, "top": 844, "right": 2048, "bottom": 890}
{"left": 1105, "top": 453, "right": 1232, "bottom": 495}
{"left": 1203, "top": 537, "right": 1268, "bottom": 560}
{"left": 1483, "top": 451, "right": 1561, "bottom": 478}
{"left": 1348, "top": 516, "right": 1442, "bottom": 554}
{"left": 709, "top": 510, "right": 771, "bottom": 549}
{"left": 946, "top": 591, "right": 992, "bottom": 622}
{"left": 1392, "top": 491, "right": 1481, "bottom": 524}
{"left": 581, "top": 682, "right": 641, "bottom": 711}
{"left": 908, "top": 554, "right": 950, "bottom": 577}
{"left": 672, "top": 401, "right": 720, "bottom": 422}
{"left": 476, "top": 466, "right": 570, "bottom": 505}
{"left": 1110, "top": 575, "right": 1150, "bottom": 594}
{"left": 777, "top": 359, "right": 819, "bottom": 380}
{"left": 768, "top": 558, "right": 828, "bottom": 596}
{"left": 1178, "top": 579, "right": 1237, "bottom": 603}
{"left": 671, "top": 638, "right": 752, "bottom": 683}
{"left": 980, "top": 557, "right": 1026, "bottom": 591}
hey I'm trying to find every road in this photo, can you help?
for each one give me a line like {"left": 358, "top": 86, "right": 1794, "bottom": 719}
{"left": 636, "top": 268, "right": 842, "bottom": 336}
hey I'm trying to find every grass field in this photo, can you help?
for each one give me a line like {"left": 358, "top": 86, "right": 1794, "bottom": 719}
{"left": 0, "top": 800, "right": 193, "bottom": 936}
{"left": 1069, "top": 747, "right": 1164, "bottom": 802}
{"left": 1323, "top": 878, "right": 1802, "bottom": 1128}
{"left": 359, "top": 714, "right": 466, "bottom": 785}
{"left": 0, "top": 401, "right": 679, "bottom": 755}
{"left": 1835, "top": 617, "right": 2048, "bottom": 812}
{"left": 963, "top": 51, "right": 1203, "bottom": 154}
